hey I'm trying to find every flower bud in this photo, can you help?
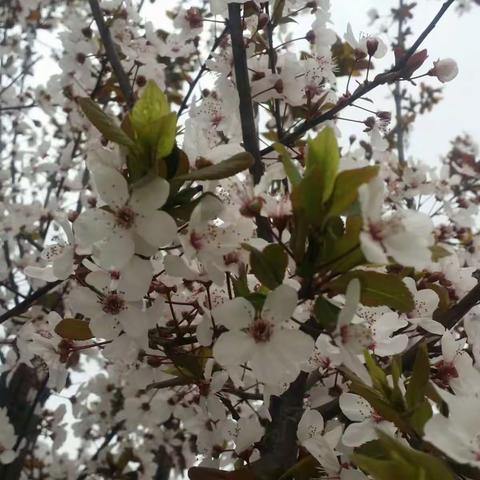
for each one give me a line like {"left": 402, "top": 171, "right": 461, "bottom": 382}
{"left": 366, "top": 38, "right": 379, "bottom": 57}
{"left": 428, "top": 58, "right": 459, "bottom": 83}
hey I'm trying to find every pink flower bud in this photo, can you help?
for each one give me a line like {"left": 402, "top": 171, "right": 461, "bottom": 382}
{"left": 366, "top": 38, "right": 379, "bottom": 57}
{"left": 429, "top": 58, "right": 459, "bottom": 83}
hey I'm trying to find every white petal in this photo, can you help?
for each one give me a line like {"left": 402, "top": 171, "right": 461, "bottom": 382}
{"left": 211, "top": 298, "right": 254, "bottom": 330}
{"left": 273, "top": 328, "right": 314, "bottom": 367}
{"left": 213, "top": 331, "right": 255, "bottom": 367}
{"left": 118, "top": 257, "right": 153, "bottom": 301}
{"left": 93, "top": 233, "right": 135, "bottom": 270}
{"left": 52, "top": 247, "right": 74, "bottom": 280}
{"left": 74, "top": 209, "right": 115, "bottom": 247}
{"left": 297, "top": 408, "right": 324, "bottom": 442}
{"left": 85, "top": 271, "right": 110, "bottom": 292}
{"left": 262, "top": 284, "right": 297, "bottom": 324}
{"left": 68, "top": 287, "right": 100, "bottom": 317}
{"left": 342, "top": 420, "right": 377, "bottom": 447}
{"left": 164, "top": 255, "right": 199, "bottom": 280}
{"left": 251, "top": 344, "right": 291, "bottom": 384}
{"left": 91, "top": 163, "right": 129, "bottom": 208}
{"left": 197, "top": 314, "right": 214, "bottom": 346}
{"left": 384, "top": 232, "right": 432, "bottom": 269}
{"left": 360, "top": 232, "right": 388, "bottom": 265}
{"left": 24, "top": 265, "right": 58, "bottom": 282}
{"left": 135, "top": 210, "right": 177, "bottom": 248}
{"left": 417, "top": 318, "right": 445, "bottom": 335}
{"left": 190, "top": 195, "right": 223, "bottom": 227}
{"left": 337, "top": 279, "right": 360, "bottom": 328}
{"left": 374, "top": 334, "right": 408, "bottom": 356}
{"left": 441, "top": 330, "right": 458, "bottom": 362}
{"left": 0, "top": 450, "right": 16, "bottom": 464}
{"left": 130, "top": 177, "right": 170, "bottom": 212}
{"left": 339, "top": 393, "right": 372, "bottom": 421}
{"left": 90, "top": 315, "right": 119, "bottom": 340}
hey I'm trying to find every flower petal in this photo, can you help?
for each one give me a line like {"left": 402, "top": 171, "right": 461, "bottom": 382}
{"left": 91, "top": 163, "right": 129, "bottom": 208}
{"left": 211, "top": 297, "right": 254, "bottom": 330}
{"left": 135, "top": 211, "right": 177, "bottom": 248}
{"left": 213, "top": 331, "right": 255, "bottom": 367}
{"left": 130, "top": 177, "right": 170, "bottom": 212}
{"left": 262, "top": 284, "right": 297, "bottom": 324}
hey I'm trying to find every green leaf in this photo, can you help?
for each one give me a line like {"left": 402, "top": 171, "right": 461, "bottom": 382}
{"left": 326, "top": 271, "right": 414, "bottom": 313}
{"left": 377, "top": 431, "right": 454, "bottom": 480}
{"left": 352, "top": 453, "right": 416, "bottom": 480}
{"left": 291, "top": 167, "right": 325, "bottom": 226}
{"left": 54, "top": 318, "right": 94, "bottom": 341}
{"left": 273, "top": 143, "right": 301, "bottom": 186}
{"left": 78, "top": 97, "right": 136, "bottom": 148}
{"left": 155, "top": 112, "right": 178, "bottom": 159}
{"left": 364, "top": 350, "right": 389, "bottom": 393}
{"left": 430, "top": 245, "right": 451, "bottom": 261}
{"left": 353, "top": 431, "right": 455, "bottom": 480}
{"left": 349, "top": 382, "right": 411, "bottom": 432}
{"left": 176, "top": 153, "right": 254, "bottom": 181}
{"left": 290, "top": 212, "right": 308, "bottom": 262}
{"left": 409, "top": 399, "right": 433, "bottom": 435}
{"left": 329, "top": 166, "right": 379, "bottom": 217}
{"left": 320, "top": 215, "right": 364, "bottom": 274}
{"left": 306, "top": 127, "right": 339, "bottom": 202}
{"left": 313, "top": 296, "right": 340, "bottom": 330}
{"left": 278, "top": 455, "right": 318, "bottom": 480}
{"left": 243, "top": 244, "right": 288, "bottom": 290}
{"left": 405, "top": 343, "right": 430, "bottom": 409}
{"left": 271, "top": 0, "right": 286, "bottom": 26}
{"left": 131, "top": 80, "right": 170, "bottom": 143}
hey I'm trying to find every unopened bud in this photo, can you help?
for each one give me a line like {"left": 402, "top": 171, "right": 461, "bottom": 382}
{"left": 366, "top": 38, "right": 379, "bottom": 57}
{"left": 258, "top": 12, "right": 269, "bottom": 30}
{"left": 428, "top": 58, "right": 458, "bottom": 83}
{"left": 305, "top": 30, "right": 315, "bottom": 44}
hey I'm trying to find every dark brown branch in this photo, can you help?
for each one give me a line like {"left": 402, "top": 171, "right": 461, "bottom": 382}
{"left": 260, "top": 0, "right": 455, "bottom": 156}
{"left": 0, "top": 103, "right": 38, "bottom": 111}
{"left": 227, "top": 4, "right": 263, "bottom": 184}
{"left": 0, "top": 280, "right": 62, "bottom": 324}
{"left": 88, "top": 0, "right": 134, "bottom": 108}
{"left": 435, "top": 282, "right": 480, "bottom": 330}
{"left": 396, "top": 0, "right": 455, "bottom": 70}
{"left": 393, "top": 0, "right": 407, "bottom": 168}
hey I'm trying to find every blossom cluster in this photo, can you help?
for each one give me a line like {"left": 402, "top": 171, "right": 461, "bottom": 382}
{"left": 0, "top": 0, "right": 479, "bottom": 479}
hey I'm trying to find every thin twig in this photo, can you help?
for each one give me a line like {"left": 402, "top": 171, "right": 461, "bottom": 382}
{"left": 0, "top": 280, "right": 62, "bottom": 324}
{"left": 178, "top": 26, "right": 228, "bottom": 117}
{"left": 88, "top": 0, "right": 134, "bottom": 108}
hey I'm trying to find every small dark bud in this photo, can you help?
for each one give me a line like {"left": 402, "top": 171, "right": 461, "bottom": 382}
{"left": 366, "top": 38, "right": 379, "bottom": 57}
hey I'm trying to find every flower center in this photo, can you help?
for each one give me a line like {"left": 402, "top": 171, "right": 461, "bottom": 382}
{"left": 435, "top": 360, "right": 458, "bottom": 388}
{"left": 249, "top": 318, "right": 273, "bottom": 343}
{"left": 115, "top": 206, "right": 136, "bottom": 229}
{"left": 190, "top": 231, "right": 203, "bottom": 251}
{"left": 101, "top": 293, "right": 126, "bottom": 315}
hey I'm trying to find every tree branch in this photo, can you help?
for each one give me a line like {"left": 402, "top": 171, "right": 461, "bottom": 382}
{"left": 0, "top": 280, "right": 62, "bottom": 324}
{"left": 260, "top": 0, "right": 455, "bottom": 156}
{"left": 88, "top": 0, "right": 134, "bottom": 108}
{"left": 227, "top": 4, "right": 263, "bottom": 184}
{"left": 178, "top": 26, "right": 228, "bottom": 117}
